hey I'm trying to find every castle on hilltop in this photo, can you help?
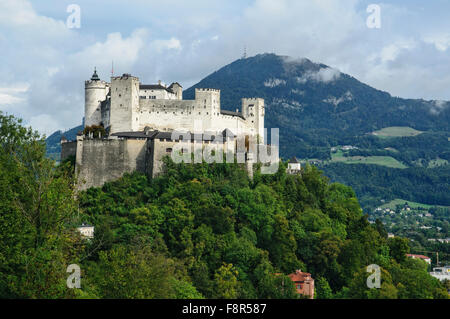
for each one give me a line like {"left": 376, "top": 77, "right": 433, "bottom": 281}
{"left": 62, "top": 69, "right": 273, "bottom": 190}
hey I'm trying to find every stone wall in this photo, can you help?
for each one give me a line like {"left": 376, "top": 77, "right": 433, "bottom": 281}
{"left": 61, "top": 141, "right": 77, "bottom": 161}
{"left": 75, "top": 137, "right": 147, "bottom": 190}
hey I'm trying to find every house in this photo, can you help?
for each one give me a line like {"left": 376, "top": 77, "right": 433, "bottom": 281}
{"left": 388, "top": 233, "right": 395, "bottom": 238}
{"left": 406, "top": 254, "right": 431, "bottom": 264}
{"left": 288, "top": 270, "right": 314, "bottom": 299}
{"left": 287, "top": 157, "right": 301, "bottom": 174}
{"left": 77, "top": 223, "right": 94, "bottom": 239}
{"left": 429, "top": 266, "right": 450, "bottom": 281}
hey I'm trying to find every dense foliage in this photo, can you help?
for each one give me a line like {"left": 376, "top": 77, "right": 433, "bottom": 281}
{"left": 321, "top": 163, "right": 450, "bottom": 211}
{"left": 3, "top": 112, "right": 447, "bottom": 299}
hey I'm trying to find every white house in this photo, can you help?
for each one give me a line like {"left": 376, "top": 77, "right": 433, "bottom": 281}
{"left": 429, "top": 266, "right": 450, "bottom": 281}
{"left": 287, "top": 157, "right": 301, "bottom": 174}
{"left": 77, "top": 223, "right": 94, "bottom": 239}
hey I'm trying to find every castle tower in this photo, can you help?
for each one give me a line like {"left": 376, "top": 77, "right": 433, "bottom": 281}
{"left": 85, "top": 68, "right": 108, "bottom": 127}
{"left": 242, "top": 98, "right": 265, "bottom": 143}
{"left": 109, "top": 73, "right": 140, "bottom": 134}
{"left": 195, "top": 88, "right": 221, "bottom": 130}
{"left": 168, "top": 82, "right": 183, "bottom": 100}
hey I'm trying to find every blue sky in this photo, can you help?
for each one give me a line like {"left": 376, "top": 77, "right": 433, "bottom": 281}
{"left": 1, "top": 0, "right": 450, "bottom": 135}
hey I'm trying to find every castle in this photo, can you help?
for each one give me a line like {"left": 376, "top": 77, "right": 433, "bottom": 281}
{"left": 62, "top": 69, "right": 273, "bottom": 190}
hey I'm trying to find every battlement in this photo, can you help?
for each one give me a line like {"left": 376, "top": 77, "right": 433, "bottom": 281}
{"left": 195, "top": 88, "right": 221, "bottom": 93}
{"left": 242, "top": 98, "right": 264, "bottom": 101}
{"left": 112, "top": 73, "right": 139, "bottom": 81}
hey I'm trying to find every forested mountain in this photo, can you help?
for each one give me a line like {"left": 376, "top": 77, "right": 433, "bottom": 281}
{"left": 184, "top": 53, "right": 450, "bottom": 159}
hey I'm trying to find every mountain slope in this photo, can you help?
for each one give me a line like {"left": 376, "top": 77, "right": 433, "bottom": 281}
{"left": 183, "top": 53, "right": 450, "bottom": 159}
{"left": 46, "top": 124, "right": 82, "bottom": 160}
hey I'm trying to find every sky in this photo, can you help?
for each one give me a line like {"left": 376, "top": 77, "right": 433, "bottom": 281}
{"left": 1, "top": 0, "right": 450, "bottom": 135}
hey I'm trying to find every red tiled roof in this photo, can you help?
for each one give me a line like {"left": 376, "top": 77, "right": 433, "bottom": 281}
{"left": 288, "top": 271, "right": 312, "bottom": 282}
{"left": 406, "top": 254, "right": 430, "bottom": 260}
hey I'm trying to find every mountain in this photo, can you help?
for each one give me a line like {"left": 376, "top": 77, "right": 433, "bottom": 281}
{"left": 183, "top": 53, "right": 450, "bottom": 159}
{"left": 46, "top": 124, "right": 82, "bottom": 160}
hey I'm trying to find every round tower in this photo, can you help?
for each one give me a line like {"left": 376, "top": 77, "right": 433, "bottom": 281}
{"left": 85, "top": 68, "right": 108, "bottom": 128}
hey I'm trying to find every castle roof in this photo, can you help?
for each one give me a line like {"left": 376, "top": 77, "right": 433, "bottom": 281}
{"left": 112, "top": 130, "right": 236, "bottom": 142}
{"left": 168, "top": 82, "right": 182, "bottom": 88}
{"left": 220, "top": 109, "right": 245, "bottom": 120}
{"left": 289, "top": 157, "right": 300, "bottom": 164}
{"left": 111, "top": 131, "right": 158, "bottom": 139}
{"left": 140, "top": 84, "right": 172, "bottom": 92}
{"left": 91, "top": 68, "right": 100, "bottom": 81}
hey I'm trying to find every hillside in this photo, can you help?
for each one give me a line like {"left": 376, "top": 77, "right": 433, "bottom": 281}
{"left": 183, "top": 53, "right": 450, "bottom": 160}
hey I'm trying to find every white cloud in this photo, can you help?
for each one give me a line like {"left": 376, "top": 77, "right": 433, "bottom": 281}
{"left": 423, "top": 34, "right": 450, "bottom": 52}
{"left": 0, "top": 84, "right": 29, "bottom": 106}
{"left": 296, "top": 67, "right": 341, "bottom": 84}
{"left": 153, "top": 37, "right": 182, "bottom": 52}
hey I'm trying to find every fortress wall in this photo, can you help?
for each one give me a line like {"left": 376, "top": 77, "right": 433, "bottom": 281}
{"left": 139, "top": 89, "right": 177, "bottom": 100}
{"left": 76, "top": 138, "right": 147, "bottom": 190}
{"left": 61, "top": 141, "right": 77, "bottom": 161}
{"left": 138, "top": 98, "right": 253, "bottom": 134}
{"left": 150, "top": 138, "right": 230, "bottom": 177}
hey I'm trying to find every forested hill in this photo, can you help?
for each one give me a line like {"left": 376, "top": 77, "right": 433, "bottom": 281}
{"left": 183, "top": 53, "right": 450, "bottom": 159}
{"left": 2, "top": 109, "right": 448, "bottom": 298}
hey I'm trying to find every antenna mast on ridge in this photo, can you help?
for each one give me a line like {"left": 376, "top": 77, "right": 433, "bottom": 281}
{"left": 242, "top": 45, "right": 247, "bottom": 59}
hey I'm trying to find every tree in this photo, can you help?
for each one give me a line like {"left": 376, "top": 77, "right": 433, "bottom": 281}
{"left": 0, "top": 112, "right": 77, "bottom": 298}
{"left": 315, "top": 277, "right": 333, "bottom": 299}
{"left": 388, "top": 237, "right": 410, "bottom": 263}
{"left": 213, "top": 263, "right": 240, "bottom": 299}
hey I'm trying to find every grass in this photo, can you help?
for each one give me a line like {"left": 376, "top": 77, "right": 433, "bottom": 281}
{"left": 380, "top": 198, "right": 448, "bottom": 210}
{"left": 372, "top": 126, "right": 423, "bottom": 138}
{"left": 330, "top": 152, "right": 408, "bottom": 169}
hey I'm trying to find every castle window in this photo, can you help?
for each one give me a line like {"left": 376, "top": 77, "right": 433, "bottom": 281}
{"left": 166, "top": 148, "right": 172, "bottom": 153}
{"left": 206, "top": 112, "right": 209, "bottom": 115}
{"left": 119, "top": 94, "right": 122, "bottom": 97}
{"left": 199, "top": 112, "right": 201, "bottom": 115}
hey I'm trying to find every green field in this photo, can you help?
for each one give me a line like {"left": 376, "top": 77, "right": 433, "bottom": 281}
{"left": 330, "top": 152, "right": 408, "bottom": 169}
{"left": 380, "top": 198, "right": 449, "bottom": 210}
{"left": 372, "top": 126, "right": 423, "bottom": 138}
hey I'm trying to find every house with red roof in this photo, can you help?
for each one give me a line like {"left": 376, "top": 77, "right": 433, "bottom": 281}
{"left": 288, "top": 270, "right": 315, "bottom": 299}
{"left": 406, "top": 254, "right": 431, "bottom": 264}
